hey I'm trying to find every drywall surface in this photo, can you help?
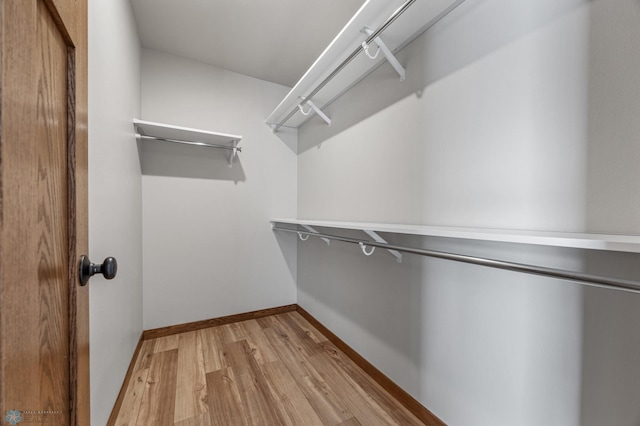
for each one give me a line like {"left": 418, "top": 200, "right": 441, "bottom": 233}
{"left": 141, "top": 49, "right": 297, "bottom": 330}
{"left": 297, "top": 0, "right": 640, "bottom": 425}
{"left": 88, "top": 0, "right": 142, "bottom": 424}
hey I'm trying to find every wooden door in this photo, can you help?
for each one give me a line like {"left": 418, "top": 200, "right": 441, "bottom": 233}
{"left": 0, "top": 0, "right": 89, "bottom": 424}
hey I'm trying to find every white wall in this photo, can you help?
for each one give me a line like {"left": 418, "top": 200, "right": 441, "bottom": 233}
{"left": 297, "top": 0, "right": 640, "bottom": 425}
{"left": 140, "top": 49, "right": 297, "bottom": 330}
{"left": 88, "top": 0, "right": 142, "bottom": 424}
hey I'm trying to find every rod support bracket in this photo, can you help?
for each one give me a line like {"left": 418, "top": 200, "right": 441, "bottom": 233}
{"left": 301, "top": 224, "right": 330, "bottom": 246}
{"left": 363, "top": 230, "right": 402, "bottom": 263}
{"left": 359, "top": 242, "right": 376, "bottom": 256}
{"left": 299, "top": 97, "right": 331, "bottom": 126}
{"left": 362, "top": 27, "right": 406, "bottom": 81}
{"left": 298, "top": 232, "right": 310, "bottom": 241}
{"left": 228, "top": 140, "right": 239, "bottom": 167}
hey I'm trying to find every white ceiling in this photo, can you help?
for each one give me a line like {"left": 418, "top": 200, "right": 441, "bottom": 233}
{"left": 130, "top": 0, "right": 366, "bottom": 88}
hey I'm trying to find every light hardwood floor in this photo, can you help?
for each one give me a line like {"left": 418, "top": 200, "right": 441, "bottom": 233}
{"left": 112, "top": 311, "right": 426, "bottom": 425}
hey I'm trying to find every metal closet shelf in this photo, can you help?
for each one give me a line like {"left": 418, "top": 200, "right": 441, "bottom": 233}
{"left": 271, "top": 220, "right": 640, "bottom": 294}
{"left": 133, "top": 119, "right": 243, "bottom": 167}
{"left": 265, "top": 0, "right": 465, "bottom": 131}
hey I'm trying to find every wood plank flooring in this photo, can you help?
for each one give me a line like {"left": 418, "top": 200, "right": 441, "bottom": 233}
{"left": 112, "top": 311, "right": 425, "bottom": 425}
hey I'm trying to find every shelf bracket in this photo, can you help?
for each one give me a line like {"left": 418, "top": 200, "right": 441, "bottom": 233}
{"left": 228, "top": 140, "right": 239, "bottom": 167}
{"left": 362, "top": 230, "right": 402, "bottom": 263}
{"left": 302, "top": 225, "right": 331, "bottom": 246}
{"left": 362, "top": 27, "right": 406, "bottom": 81}
{"left": 299, "top": 98, "right": 331, "bottom": 126}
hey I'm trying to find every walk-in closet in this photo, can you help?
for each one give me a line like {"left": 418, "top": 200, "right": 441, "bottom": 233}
{"left": 87, "top": 0, "right": 640, "bottom": 424}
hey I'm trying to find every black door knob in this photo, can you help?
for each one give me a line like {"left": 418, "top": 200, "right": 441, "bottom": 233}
{"left": 79, "top": 255, "right": 117, "bottom": 286}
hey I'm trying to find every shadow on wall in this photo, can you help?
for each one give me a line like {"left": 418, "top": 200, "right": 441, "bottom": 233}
{"left": 296, "top": 228, "right": 427, "bottom": 396}
{"left": 297, "top": 0, "right": 591, "bottom": 153}
{"left": 297, "top": 226, "right": 640, "bottom": 425}
{"left": 580, "top": 251, "right": 640, "bottom": 426}
{"left": 270, "top": 123, "right": 299, "bottom": 155}
{"left": 579, "top": 0, "right": 640, "bottom": 423}
{"left": 294, "top": 0, "right": 640, "bottom": 424}
{"left": 273, "top": 230, "right": 298, "bottom": 285}
{"left": 137, "top": 138, "right": 246, "bottom": 181}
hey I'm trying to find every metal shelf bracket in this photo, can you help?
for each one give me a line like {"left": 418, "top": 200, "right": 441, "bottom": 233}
{"left": 228, "top": 140, "right": 239, "bottom": 167}
{"left": 363, "top": 229, "right": 402, "bottom": 263}
{"left": 298, "top": 97, "right": 331, "bottom": 126}
{"left": 362, "top": 27, "right": 406, "bottom": 81}
{"left": 302, "top": 225, "right": 331, "bottom": 246}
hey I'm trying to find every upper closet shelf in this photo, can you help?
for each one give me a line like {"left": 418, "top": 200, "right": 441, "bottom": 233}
{"left": 133, "top": 119, "right": 242, "bottom": 166}
{"left": 265, "top": 0, "right": 463, "bottom": 131}
{"left": 271, "top": 219, "right": 640, "bottom": 254}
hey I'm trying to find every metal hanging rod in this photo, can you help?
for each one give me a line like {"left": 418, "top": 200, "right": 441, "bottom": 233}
{"left": 272, "top": 0, "right": 416, "bottom": 132}
{"left": 136, "top": 134, "right": 242, "bottom": 152}
{"left": 273, "top": 226, "right": 640, "bottom": 294}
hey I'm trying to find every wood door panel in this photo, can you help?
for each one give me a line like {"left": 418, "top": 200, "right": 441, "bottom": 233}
{"left": 48, "top": 0, "right": 77, "bottom": 41}
{"left": 35, "top": 0, "right": 70, "bottom": 418}
{"left": 1, "top": 0, "right": 70, "bottom": 422}
{"left": 1, "top": 0, "right": 87, "bottom": 423}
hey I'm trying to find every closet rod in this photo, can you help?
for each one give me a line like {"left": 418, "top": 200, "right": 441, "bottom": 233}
{"left": 136, "top": 134, "right": 241, "bottom": 151}
{"left": 272, "top": 0, "right": 416, "bottom": 132}
{"left": 273, "top": 226, "right": 640, "bottom": 294}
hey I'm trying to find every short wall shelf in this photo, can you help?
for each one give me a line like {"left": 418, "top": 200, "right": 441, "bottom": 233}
{"left": 271, "top": 219, "right": 640, "bottom": 254}
{"left": 133, "top": 119, "right": 242, "bottom": 167}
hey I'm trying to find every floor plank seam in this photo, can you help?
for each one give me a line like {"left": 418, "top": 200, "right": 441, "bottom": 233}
{"left": 110, "top": 305, "right": 444, "bottom": 425}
